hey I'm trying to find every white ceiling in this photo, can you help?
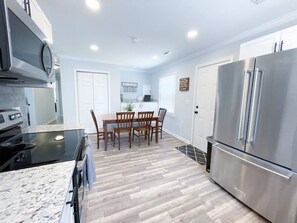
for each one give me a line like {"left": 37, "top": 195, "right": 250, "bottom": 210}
{"left": 37, "top": 0, "right": 297, "bottom": 70}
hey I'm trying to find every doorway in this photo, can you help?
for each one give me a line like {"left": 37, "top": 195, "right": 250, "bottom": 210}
{"left": 76, "top": 71, "right": 109, "bottom": 133}
{"left": 192, "top": 57, "right": 232, "bottom": 152}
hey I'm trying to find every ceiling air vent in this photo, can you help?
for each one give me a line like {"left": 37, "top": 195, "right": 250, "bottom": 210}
{"left": 251, "top": 0, "right": 267, "bottom": 4}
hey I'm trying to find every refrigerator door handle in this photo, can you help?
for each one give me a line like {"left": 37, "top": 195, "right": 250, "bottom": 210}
{"left": 237, "top": 70, "right": 252, "bottom": 141}
{"left": 247, "top": 68, "right": 263, "bottom": 143}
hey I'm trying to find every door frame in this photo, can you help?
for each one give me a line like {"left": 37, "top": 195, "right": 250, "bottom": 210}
{"left": 191, "top": 56, "right": 233, "bottom": 146}
{"left": 74, "top": 68, "right": 111, "bottom": 123}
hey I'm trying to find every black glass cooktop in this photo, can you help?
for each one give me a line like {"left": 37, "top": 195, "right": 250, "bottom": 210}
{"left": 0, "top": 129, "right": 84, "bottom": 172}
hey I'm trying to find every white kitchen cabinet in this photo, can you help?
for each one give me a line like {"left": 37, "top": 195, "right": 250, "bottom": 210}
{"left": 30, "top": 0, "right": 53, "bottom": 42}
{"left": 60, "top": 179, "right": 75, "bottom": 223}
{"left": 17, "top": 0, "right": 53, "bottom": 42}
{"left": 16, "top": 0, "right": 24, "bottom": 7}
{"left": 121, "top": 102, "right": 159, "bottom": 114}
{"left": 239, "top": 32, "right": 281, "bottom": 60}
{"left": 280, "top": 25, "right": 297, "bottom": 51}
{"left": 239, "top": 24, "right": 297, "bottom": 60}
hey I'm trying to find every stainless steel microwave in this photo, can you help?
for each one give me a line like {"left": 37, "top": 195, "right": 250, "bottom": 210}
{"left": 0, "top": 0, "right": 55, "bottom": 87}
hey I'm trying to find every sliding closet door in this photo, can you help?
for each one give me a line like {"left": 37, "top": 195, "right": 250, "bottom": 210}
{"left": 77, "top": 71, "right": 109, "bottom": 133}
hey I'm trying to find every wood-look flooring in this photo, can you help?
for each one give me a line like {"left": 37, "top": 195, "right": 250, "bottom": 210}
{"left": 86, "top": 132, "right": 268, "bottom": 223}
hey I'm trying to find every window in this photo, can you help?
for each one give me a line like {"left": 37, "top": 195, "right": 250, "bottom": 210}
{"left": 159, "top": 74, "right": 176, "bottom": 114}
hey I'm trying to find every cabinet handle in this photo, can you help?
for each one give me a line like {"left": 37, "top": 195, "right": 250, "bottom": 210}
{"left": 23, "top": 0, "right": 31, "bottom": 17}
{"left": 66, "top": 186, "right": 77, "bottom": 207}
{"left": 273, "top": 42, "right": 277, "bottom": 53}
{"left": 280, "top": 40, "right": 284, "bottom": 51}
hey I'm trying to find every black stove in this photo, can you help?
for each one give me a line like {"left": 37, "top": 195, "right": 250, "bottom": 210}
{"left": 0, "top": 109, "right": 85, "bottom": 172}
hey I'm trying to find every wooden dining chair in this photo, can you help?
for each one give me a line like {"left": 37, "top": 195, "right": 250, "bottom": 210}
{"left": 151, "top": 108, "right": 167, "bottom": 141}
{"left": 133, "top": 111, "right": 154, "bottom": 146}
{"left": 113, "top": 112, "right": 135, "bottom": 150}
{"left": 90, "top": 109, "right": 113, "bottom": 149}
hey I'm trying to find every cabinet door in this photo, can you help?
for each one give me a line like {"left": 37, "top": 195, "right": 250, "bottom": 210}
{"left": 29, "top": 0, "right": 43, "bottom": 30}
{"left": 29, "top": 0, "right": 53, "bottom": 42}
{"left": 239, "top": 32, "right": 281, "bottom": 60}
{"left": 42, "top": 16, "right": 53, "bottom": 43}
{"left": 280, "top": 25, "right": 297, "bottom": 51}
{"left": 60, "top": 180, "right": 75, "bottom": 223}
{"left": 16, "top": 0, "right": 24, "bottom": 8}
{"left": 141, "top": 102, "right": 158, "bottom": 114}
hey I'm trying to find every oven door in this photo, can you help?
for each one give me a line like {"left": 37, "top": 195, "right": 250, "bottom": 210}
{"left": 74, "top": 154, "right": 87, "bottom": 223}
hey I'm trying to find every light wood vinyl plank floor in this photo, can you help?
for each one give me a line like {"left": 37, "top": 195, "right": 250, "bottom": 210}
{"left": 86, "top": 132, "right": 268, "bottom": 223}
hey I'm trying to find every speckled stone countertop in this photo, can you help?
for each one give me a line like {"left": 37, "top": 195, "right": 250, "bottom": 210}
{"left": 22, "top": 123, "right": 86, "bottom": 133}
{"left": 0, "top": 161, "right": 75, "bottom": 223}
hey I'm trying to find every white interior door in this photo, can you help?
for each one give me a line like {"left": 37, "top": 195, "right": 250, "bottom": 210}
{"left": 192, "top": 59, "right": 231, "bottom": 152}
{"left": 77, "top": 71, "right": 109, "bottom": 133}
{"left": 93, "top": 74, "right": 109, "bottom": 128}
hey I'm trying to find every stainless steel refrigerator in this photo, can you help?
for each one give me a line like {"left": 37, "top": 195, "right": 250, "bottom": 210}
{"left": 210, "top": 48, "right": 297, "bottom": 223}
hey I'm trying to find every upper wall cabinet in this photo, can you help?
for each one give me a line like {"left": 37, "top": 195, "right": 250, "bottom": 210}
{"left": 239, "top": 25, "right": 297, "bottom": 60}
{"left": 16, "top": 0, "right": 53, "bottom": 43}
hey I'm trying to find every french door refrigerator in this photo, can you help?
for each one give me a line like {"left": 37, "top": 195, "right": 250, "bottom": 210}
{"left": 210, "top": 48, "right": 297, "bottom": 223}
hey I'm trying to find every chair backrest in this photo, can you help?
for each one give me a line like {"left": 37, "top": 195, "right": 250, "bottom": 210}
{"left": 116, "top": 112, "right": 135, "bottom": 128}
{"left": 137, "top": 111, "right": 154, "bottom": 127}
{"left": 90, "top": 109, "right": 99, "bottom": 133}
{"left": 158, "top": 108, "right": 167, "bottom": 123}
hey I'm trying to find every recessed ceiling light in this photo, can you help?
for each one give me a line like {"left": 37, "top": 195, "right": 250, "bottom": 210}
{"left": 187, "top": 30, "right": 198, "bottom": 39}
{"left": 152, "top": 55, "right": 159, "bottom": 60}
{"left": 86, "top": 0, "right": 100, "bottom": 10}
{"left": 90, "top": 44, "right": 98, "bottom": 51}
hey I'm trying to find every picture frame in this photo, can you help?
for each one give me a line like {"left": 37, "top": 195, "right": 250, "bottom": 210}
{"left": 179, "top": 77, "right": 189, "bottom": 91}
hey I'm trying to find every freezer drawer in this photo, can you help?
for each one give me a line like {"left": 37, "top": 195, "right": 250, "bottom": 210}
{"left": 210, "top": 143, "right": 297, "bottom": 223}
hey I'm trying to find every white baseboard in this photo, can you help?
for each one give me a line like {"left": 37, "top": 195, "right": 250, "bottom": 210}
{"left": 163, "top": 128, "right": 191, "bottom": 144}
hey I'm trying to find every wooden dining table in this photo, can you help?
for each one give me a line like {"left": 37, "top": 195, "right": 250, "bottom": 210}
{"left": 100, "top": 114, "right": 159, "bottom": 151}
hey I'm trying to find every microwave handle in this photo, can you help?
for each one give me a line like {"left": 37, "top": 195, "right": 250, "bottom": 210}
{"left": 41, "top": 41, "right": 54, "bottom": 77}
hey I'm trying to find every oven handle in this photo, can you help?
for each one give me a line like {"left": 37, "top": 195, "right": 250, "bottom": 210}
{"left": 66, "top": 186, "right": 77, "bottom": 207}
{"left": 77, "top": 154, "right": 87, "bottom": 172}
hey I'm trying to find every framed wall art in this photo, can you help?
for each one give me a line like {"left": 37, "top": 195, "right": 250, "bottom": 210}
{"left": 179, "top": 77, "right": 189, "bottom": 91}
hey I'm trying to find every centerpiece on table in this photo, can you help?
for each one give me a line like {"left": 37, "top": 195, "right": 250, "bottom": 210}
{"left": 123, "top": 102, "right": 135, "bottom": 111}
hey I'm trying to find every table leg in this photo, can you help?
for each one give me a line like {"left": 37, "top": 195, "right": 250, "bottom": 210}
{"left": 104, "top": 121, "right": 108, "bottom": 151}
{"left": 155, "top": 119, "right": 159, "bottom": 144}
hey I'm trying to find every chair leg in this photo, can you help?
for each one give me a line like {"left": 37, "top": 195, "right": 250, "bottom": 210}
{"left": 160, "top": 127, "right": 163, "bottom": 139}
{"left": 151, "top": 128, "right": 153, "bottom": 141}
{"left": 113, "top": 133, "right": 115, "bottom": 147}
{"left": 129, "top": 132, "right": 132, "bottom": 148}
{"left": 147, "top": 129, "right": 150, "bottom": 145}
{"left": 97, "top": 133, "right": 99, "bottom": 149}
{"left": 118, "top": 134, "right": 121, "bottom": 150}
{"left": 132, "top": 129, "right": 134, "bottom": 141}
{"left": 138, "top": 132, "right": 140, "bottom": 147}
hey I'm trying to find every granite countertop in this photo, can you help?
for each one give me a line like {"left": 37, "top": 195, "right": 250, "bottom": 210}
{"left": 22, "top": 123, "right": 86, "bottom": 133}
{"left": 0, "top": 161, "right": 76, "bottom": 223}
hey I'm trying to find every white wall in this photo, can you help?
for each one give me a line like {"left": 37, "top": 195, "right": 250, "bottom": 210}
{"left": 34, "top": 88, "right": 56, "bottom": 125}
{"left": 120, "top": 69, "right": 151, "bottom": 101}
{"left": 149, "top": 43, "right": 239, "bottom": 143}
{"left": 59, "top": 57, "right": 121, "bottom": 124}
{"left": 25, "top": 88, "right": 56, "bottom": 126}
